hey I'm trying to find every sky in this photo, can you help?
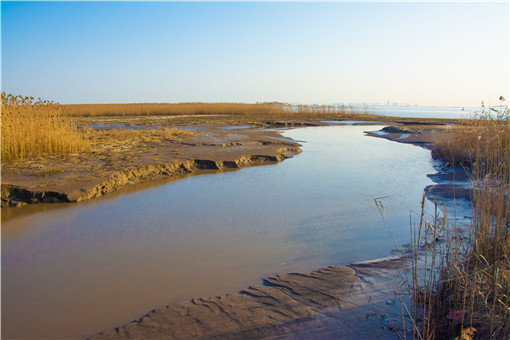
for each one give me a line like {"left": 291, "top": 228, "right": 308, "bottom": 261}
{"left": 1, "top": 1, "right": 508, "bottom": 107}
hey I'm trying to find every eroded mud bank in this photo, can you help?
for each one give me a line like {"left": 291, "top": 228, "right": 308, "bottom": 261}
{"left": 2, "top": 121, "right": 453, "bottom": 207}
{"left": 1, "top": 128, "right": 300, "bottom": 207}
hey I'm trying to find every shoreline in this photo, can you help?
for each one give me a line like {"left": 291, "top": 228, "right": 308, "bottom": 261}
{"left": 88, "top": 123, "right": 468, "bottom": 339}
{"left": 91, "top": 256, "right": 413, "bottom": 340}
{"left": 2, "top": 118, "right": 466, "bottom": 339}
{"left": 1, "top": 128, "right": 301, "bottom": 207}
{"left": 1, "top": 117, "right": 454, "bottom": 208}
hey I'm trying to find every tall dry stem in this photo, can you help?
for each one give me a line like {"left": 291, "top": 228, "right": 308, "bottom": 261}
{"left": 65, "top": 102, "right": 361, "bottom": 117}
{"left": 1, "top": 92, "right": 88, "bottom": 163}
{"left": 410, "top": 103, "right": 509, "bottom": 339}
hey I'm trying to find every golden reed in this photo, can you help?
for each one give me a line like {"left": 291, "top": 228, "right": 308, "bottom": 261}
{"left": 1, "top": 93, "right": 89, "bottom": 163}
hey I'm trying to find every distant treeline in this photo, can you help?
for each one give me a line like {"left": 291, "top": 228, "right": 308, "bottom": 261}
{"left": 64, "top": 102, "right": 361, "bottom": 117}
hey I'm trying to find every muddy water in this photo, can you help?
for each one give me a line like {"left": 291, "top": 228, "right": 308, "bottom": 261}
{"left": 1, "top": 125, "right": 435, "bottom": 339}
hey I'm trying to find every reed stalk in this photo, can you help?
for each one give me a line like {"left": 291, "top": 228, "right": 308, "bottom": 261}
{"left": 1, "top": 92, "right": 89, "bottom": 163}
{"left": 65, "top": 102, "right": 361, "bottom": 117}
{"left": 409, "top": 103, "right": 509, "bottom": 339}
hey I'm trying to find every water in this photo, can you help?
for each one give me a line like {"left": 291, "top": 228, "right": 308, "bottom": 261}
{"left": 363, "top": 105, "right": 480, "bottom": 119}
{"left": 1, "top": 125, "right": 436, "bottom": 339}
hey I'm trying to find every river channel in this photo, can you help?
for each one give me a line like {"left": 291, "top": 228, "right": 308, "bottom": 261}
{"left": 2, "top": 125, "right": 436, "bottom": 339}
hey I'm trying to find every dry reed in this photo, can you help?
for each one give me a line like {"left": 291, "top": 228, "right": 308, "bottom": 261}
{"left": 409, "top": 103, "right": 510, "bottom": 339}
{"left": 1, "top": 93, "right": 89, "bottom": 163}
{"left": 65, "top": 102, "right": 360, "bottom": 117}
{"left": 433, "top": 110, "right": 510, "bottom": 168}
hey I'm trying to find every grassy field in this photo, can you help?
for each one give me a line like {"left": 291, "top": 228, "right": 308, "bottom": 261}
{"left": 67, "top": 102, "right": 384, "bottom": 128}
{"left": 410, "top": 106, "right": 509, "bottom": 339}
{"left": 433, "top": 112, "right": 510, "bottom": 168}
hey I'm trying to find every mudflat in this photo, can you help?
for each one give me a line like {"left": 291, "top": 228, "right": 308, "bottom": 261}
{"left": 1, "top": 112, "right": 455, "bottom": 207}
{"left": 1, "top": 127, "right": 301, "bottom": 206}
{"left": 91, "top": 257, "right": 412, "bottom": 340}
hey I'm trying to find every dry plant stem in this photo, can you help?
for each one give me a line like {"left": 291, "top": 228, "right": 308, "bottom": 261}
{"left": 411, "top": 106, "right": 509, "bottom": 339}
{"left": 65, "top": 102, "right": 362, "bottom": 117}
{"left": 1, "top": 93, "right": 89, "bottom": 163}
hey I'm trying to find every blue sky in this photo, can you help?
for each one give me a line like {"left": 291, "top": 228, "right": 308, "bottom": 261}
{"left": 1, "top": 1, "right": 508, "bottom": 106}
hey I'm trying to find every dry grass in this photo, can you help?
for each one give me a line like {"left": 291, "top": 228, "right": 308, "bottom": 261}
{"left": 83, "top": 127, "right": 195, "bottom": 150}
{"left": 65, "top": 102, "right": 361, "bottom": 117}
{"left": 409, "top": 105, "right": 510, "bottom": 339}
{"left": 2, "top": 94, "right": 372, "bottom": 165}
{"left": 433, "top": 115, "right": 510, "bottom": 168}
{"left": 1, "top": 93, "right": 89, "bottom": 163}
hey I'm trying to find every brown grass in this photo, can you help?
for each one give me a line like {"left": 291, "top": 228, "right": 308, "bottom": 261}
{"left": 65, "top": 102, "right": 361, "bottom": 117}
{"left": 2, "top": 94, "right": 375, "bottom": 165}
{"left": 433, "top": 116, "right": 510, "bottom": 168}
{"left": 1, "top": 93, "right": 89, "bottom": 163}
{"left": 409, "top": 105, "right": 510, "bottom": 339}
{"left": 83, "top": 128, "right": 195, "bottom": 150}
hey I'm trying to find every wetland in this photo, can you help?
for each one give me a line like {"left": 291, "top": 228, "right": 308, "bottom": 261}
{"left": 2, "top": 123, "right": 446, "bottom": 339}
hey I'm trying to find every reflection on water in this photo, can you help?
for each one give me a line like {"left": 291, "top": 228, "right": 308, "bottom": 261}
{"left": 1, "top": 125, "right": 435, "bottom": 339}
{"left": 367, "top": 105, "right": 478, "bottom": 119}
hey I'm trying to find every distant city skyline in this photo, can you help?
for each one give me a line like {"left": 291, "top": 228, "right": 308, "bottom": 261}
{"left": 1, "top": 1, "right": 508, "bottom": 107}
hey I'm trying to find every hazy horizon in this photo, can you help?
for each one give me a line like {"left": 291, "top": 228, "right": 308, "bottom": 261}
{"left": 61, "top": 101, "right": 479, "bottom": 109}
{"left": 2, "top": 1, "right": 508, "bottom": 107}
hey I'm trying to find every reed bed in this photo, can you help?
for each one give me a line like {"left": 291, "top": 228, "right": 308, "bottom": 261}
{"left": 2, "top": 94, "right": 368, "bottom": 163}
{"left": 1, "top": 93, "right": 89, "bottom": 163}
{"left": 66, "top": 102, "right": 361, "bottom": 117}
{"left": 409, "top": 104, "right": 510, "bottom": 339}
{"left": 433, "top": 110, "right": 510, "bottom": 168}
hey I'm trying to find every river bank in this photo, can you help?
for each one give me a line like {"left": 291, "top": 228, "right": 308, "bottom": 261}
{"left": 1, "top": 115, "right": 454, "bottom": 208}
{"left": 2, "top": 118, "right": 466, "bottom": 339}
{"left": 1, "top": 128, "right": 301, "bottom": 207}
{"left": 91, "top": 256, "right": 413, "bottom": 340}
{"left": 87, "top": 122, "right": 469, "bottom": 340}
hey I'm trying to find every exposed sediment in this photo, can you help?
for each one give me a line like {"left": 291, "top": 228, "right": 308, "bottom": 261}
{"left": 91, "top": 258, "right": 411, "bottom": 340}
{"left": 3, "top": 121, "right": 458, "bottom": 339}
{"left": 2, "top": 151, "right": 298, "bottom": 206}
{"left": 1, "top": 128, "right": 301, "bottom": 207}
{"left": 2, "top": 121, "right": 455, "bottom": 207}
{"left": 364, "top": 123, "right": 452, "bottom": 147}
